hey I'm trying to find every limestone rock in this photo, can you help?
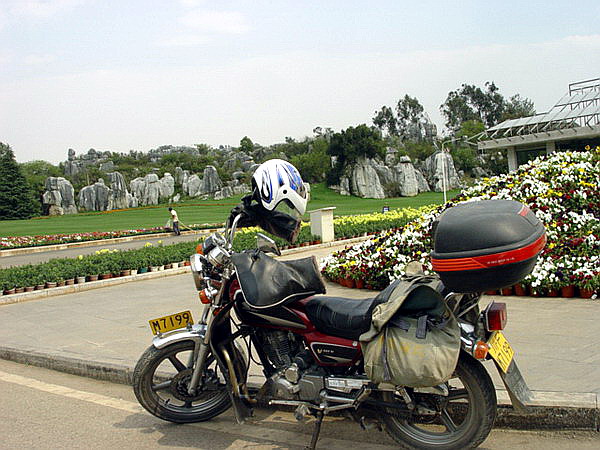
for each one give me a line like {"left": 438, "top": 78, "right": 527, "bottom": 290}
{"left": 78, "top": 179, "right": 110, "bottom": 211}
{"left": 99, "top": 161, "right": 115, "bottom": 172}
{"left": 232, "top": 171, "right": 245, "bottom": 180}
{"left": 142, "top": 173, "right": 161, "bottom": 206}
{"left": 423, "top": 151, "right": 461, "bottom": 192}
{"left": 160, "top": 173, "right": 175, "bottom": 199}
{"left": 127, "top": 192, "right": 138, "bottom": 208}
{"left": 232, "top": 184, "right": 251, "bottom": 196}
{"left": 186, "top": 174, "right": 202, "bottom": 197}
{"left": 348, "top": 157, "right": 385, "bottom": 199}
{"left": 415, "top": 169, "right": 430, "bottom": 193}
{"left": 214, "top": 186, "right": 233, "bottom": 201}
{"left": 42, "top": 177, "right": 77, "bottom": 215}
{"left": 107, "top": 172, "right": 129, "bottom": 210}
{"left": 130, "top": 177, "right": 145, "bottom": 200}
{"left": 172, "top": 193, "right": 181, "bottom": 203}
{"left": 472, "top": 167, "right": 488, "bottom": 178}
{"left": 198, "top": 166, "right": 222, "bottom": 195}
{"left": 393, "top": 158, "right": 419, "bottom": 197}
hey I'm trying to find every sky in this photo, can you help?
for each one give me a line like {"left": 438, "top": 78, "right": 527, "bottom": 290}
{"left": 1, "top": 0, "right": 599, "bottom": 163}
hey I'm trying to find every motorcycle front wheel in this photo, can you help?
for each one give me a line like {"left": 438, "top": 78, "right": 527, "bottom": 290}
{"left": 133, "top": 340, "right": 231, "bottom": 423}
{"left": 379, "top": 353, "right": 497, "bottom": 450}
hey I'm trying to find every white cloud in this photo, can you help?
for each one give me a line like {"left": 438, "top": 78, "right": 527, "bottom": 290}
{"left": 156, "top": 34, "right": 211, "bottom": 47}
{"left": 7, "top": 0, "right": 85, "bottom": 19}
{"left": 179, "top": 10, "right": 249, "bottom": 34}
{"left": 23, "top": 53, "right": 56, "bottom": 65}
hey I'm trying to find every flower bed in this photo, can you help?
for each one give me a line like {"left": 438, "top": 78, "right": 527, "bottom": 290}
{"left": 0, "top": 224, "right": 221, "bottom": 250}
{"left": 321, "top": 148, "right": 600, "bottom": 298}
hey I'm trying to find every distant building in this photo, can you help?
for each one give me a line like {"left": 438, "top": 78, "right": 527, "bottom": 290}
{"left": 478, "top": 78, "right": 600, "bottom": 171}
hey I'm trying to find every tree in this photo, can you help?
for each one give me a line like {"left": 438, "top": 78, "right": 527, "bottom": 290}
{"left": 501, "top": 94, "right": 536, "bottom": 121}
{"left": 441, "top": 82, "right": 535, "bottom": 133}
{"left": 327, "top": 124, "right": 385, "bottom": 184}
{"left": 0, "top": 143, "right": 37, "bottom": 219}
{"left": 373, "top": 95, "right": 434, "bottom": 141}
{"left": 20, "top": 160, "right": 62, "bottom": 214}
{"left": 290, "top": 138, "right": 330, "bottom": 183}
{"left": 239, "top": 136, "right": 254, "bottom": 154}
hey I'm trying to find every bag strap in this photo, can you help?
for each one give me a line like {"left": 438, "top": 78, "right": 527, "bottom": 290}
{"left": 416, "top": 315, "right": 428, "bottom": 339}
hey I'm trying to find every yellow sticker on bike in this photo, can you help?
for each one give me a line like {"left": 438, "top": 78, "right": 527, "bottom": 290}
{"left": 487, "top": 331, "right": 514, "bottom": 373}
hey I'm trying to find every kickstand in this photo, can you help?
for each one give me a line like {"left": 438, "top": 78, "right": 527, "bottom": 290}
{"left": 306, "top": 411, "right": 325, "bottom": 450}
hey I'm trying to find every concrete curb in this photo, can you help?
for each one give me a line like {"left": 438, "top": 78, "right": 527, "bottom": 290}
{"left": 0, "top": 236, "right": 370, "bottom": 306}
{"left": 0, "top": 228, "right": 217, "bottom": 258}
{"left": 1, "top": 344, "right": 597, "bottom": 431}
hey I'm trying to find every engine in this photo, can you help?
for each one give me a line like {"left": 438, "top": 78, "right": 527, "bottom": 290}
{"left": 254, "top": 329, "right": 369, "bottom": 404}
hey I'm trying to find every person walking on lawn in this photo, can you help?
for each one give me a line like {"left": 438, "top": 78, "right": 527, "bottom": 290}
{"left": 168, "top": 207, "right": 181, "bottom": 236}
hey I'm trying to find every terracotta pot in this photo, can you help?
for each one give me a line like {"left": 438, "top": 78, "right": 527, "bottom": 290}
{"left": 65, "top": 278, "right": 75, "bottom": 285}
{"left": 485, "top": 290, "right": 498, "bottom": 295}
{"left": 15, "top": 287, "right": 25, "bottom": 293}
{"left": 34, "top": 284, "right": 45, "bottom": 290}
{"left": 99, "top": 273, "right": 112, "bottom": 280}
{"left": 45, "top": 282, "right": 57, "bottom": 289}
{"left": 501, "top": 287, "right": 513, "bottom": 296}
{"left": 57, "top": 280, "right": 65, "bottom": 287}
{"left": 560, "top": 285, "right": 575, "bottom": 298}
{"left": 355, "top": 279, "right": 365, "bottom": 289}
{"left": 76, "top": 276, "right": 86, "bottom": 284}
{"left": 547, "top": 289, "right": 559, "bottom": 297}
{"left": 183, "top": 261, "right": 191, "bottom": 267}
{"left": 24, "top": 286, "right": 35, "bottom": 292}
{"left": 3, "top": 288, "right": 16, "bottom": 295}
{"left": 120, "top": 269, "right": 131, "bottom": 276}
{"left": 513, "top": 284, "right": 527, "bottom": 296}
{"left": 345, "top": 278, "right": 356, "bottom": 288}
{"left": 87, "top": 275, "right": 99, "bottom": 282}
{"left": 164, "top": 264, "right": 172, "bottom": 270}
{"left": 579, "top": 288, "right": 595, "bottom": 299}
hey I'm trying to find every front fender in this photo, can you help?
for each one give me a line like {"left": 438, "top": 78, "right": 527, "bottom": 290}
{"left": 152, "top": 323, "right": 207, "bottom": 349}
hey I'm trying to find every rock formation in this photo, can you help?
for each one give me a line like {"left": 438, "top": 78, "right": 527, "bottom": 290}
{"left": 78, "top": 179, "right": 110, "bottom": 211}
{"left": 42, "top": 177, "right": 78, "bottom": 215}
{"left": 159, "top": 173, "right": 175, "bottom": 199}
{"left": 107, "top": 172, "right": 129, "bottom": 210}
{"left": 422, "top": 151, "right": 461, "bottom": 192}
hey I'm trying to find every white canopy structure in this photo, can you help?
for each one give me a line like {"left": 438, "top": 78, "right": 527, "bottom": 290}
{"left": 478, "top": 78, "right": 600, "bottom": 170}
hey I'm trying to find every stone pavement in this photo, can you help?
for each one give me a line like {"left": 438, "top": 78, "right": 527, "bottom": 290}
{"left": 0, "top": 242, "right": 599, "bottom": 428}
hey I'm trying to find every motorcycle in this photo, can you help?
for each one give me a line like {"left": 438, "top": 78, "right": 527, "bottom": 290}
{"left": 133, "top": 200, "right": 533, "bottom": 449}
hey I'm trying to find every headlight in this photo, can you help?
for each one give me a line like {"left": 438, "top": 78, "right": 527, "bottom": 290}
{"left": 206, "top": 246, "right": 230, "bottom": 267}
{"left": 190, "top": 254, "right": 205, "bottom": 290}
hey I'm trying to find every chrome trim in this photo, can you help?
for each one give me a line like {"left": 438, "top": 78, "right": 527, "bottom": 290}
{"left": 152, "top": 323, "right": 207, "bottom": 349}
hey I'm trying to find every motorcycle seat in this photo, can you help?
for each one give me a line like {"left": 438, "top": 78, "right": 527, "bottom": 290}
{"left": 305, "top": 296, "right": 384, "bottom": 341}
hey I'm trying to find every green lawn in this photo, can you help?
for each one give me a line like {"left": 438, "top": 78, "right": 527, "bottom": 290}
{"left": 0, "top": 184, "right": 458, "bottom": 237}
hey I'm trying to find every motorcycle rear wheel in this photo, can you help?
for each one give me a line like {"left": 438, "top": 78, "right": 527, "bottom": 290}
{"left": 133, "top": 340, "right": 231, "bottom": 423}
{"left": 379, "top": 354, "right": 497, "bottom": 449}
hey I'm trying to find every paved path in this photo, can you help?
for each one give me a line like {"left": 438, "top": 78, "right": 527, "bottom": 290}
{"left": 4, "top": 359, "right": 599, "bottom": 449}
{"left": 0, "top": 232, "right": 207, "bottom": 268}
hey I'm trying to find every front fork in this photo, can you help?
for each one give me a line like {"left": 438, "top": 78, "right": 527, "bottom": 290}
{"left": 187, "top": 304, "right": 214, "bottom": 395}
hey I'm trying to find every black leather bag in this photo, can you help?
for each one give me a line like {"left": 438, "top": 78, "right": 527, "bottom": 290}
{"left": 232, "top": 251, "right": 326, "bottom": 309}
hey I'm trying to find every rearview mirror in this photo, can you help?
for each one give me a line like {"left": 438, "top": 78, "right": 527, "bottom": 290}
{"left": 256, "top": 233, "right": 281, "bottom": 256}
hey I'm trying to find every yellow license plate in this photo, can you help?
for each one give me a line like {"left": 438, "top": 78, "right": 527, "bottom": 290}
{"left": 148, "top": 310, "right": 194, "bottom": 335}
{"left": 488, "top": 331, "right": 514, "bottom": 373}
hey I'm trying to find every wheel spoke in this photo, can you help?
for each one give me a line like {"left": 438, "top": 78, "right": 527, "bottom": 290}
{"left": 168, "top": 355, "right": 187, "bottom": 372}
{"left": 151, "top": 381, "right": 171, "bottom": 392}
{"left": 447, "top": 388, "right": 468, "bottom": 401}
{"left": 440, "top": 409, "right": 458, "bottom": 433}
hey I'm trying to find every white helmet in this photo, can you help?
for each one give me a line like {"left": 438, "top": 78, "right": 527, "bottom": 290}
{"left": 252, "top": 159, "right": 308, "bottom": 215}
